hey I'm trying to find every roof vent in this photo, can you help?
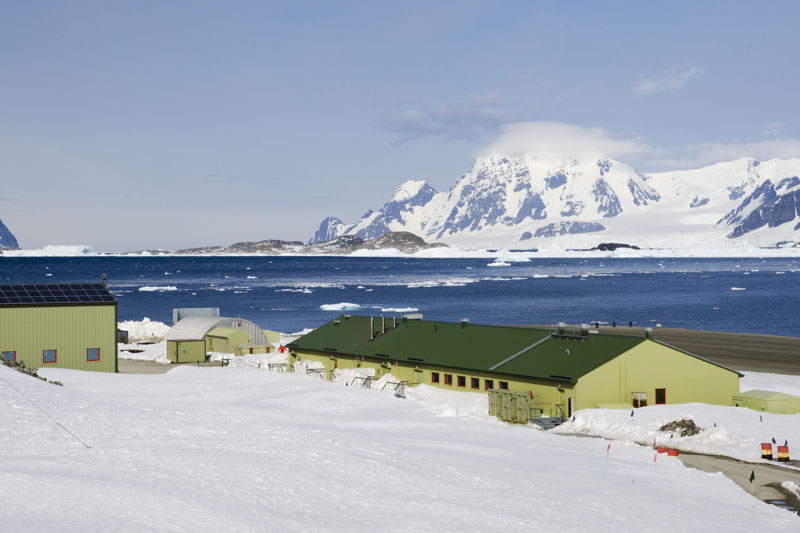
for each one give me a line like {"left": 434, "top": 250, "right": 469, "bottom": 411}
{"left": 645, "top": 327, "right": 653, "bottom": 339}
{"left": 344, "top": 314, "right": 351, "bottom": 319}
{"left": 461, "top": 318, "right": 469, "bottom": 327}
{"left": 333, "top": 320, "right": 340, "bottom": 325}
{"left": 580, "top": 324, "right": 589, "bottom": 336}
{"left": 557, "top": 321, "right": 566, "bottom": 335}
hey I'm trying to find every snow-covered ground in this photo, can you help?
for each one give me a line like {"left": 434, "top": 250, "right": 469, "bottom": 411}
{"left": 2, "top": 363, "right": 797, "bottom": 531}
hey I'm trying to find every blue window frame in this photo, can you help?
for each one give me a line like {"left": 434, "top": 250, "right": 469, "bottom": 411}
{"left": 87, "top": 348, "right": 100, "bottom": 362}
{"left": 2, "top": 351, "right": 15, "bottom": 363}
{"left": 43, "top": 349, "right": 57, "bottom": 364}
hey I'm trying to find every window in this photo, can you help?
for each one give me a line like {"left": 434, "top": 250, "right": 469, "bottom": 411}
{"left": 444, "top": 374, "right": 453, "bottom": 386}
{"left": 457, "top": 376, "right": 466, "bottom": 387}
{"left": 485, "top": 379, "right": 494, "bottom": 390}
{"left": 43, "top": 349, "right": 57, "bottom": 364}
{"left": 2, "top": 351, "right": 15, "bottom": 363}
{"left": 655, "top": 388, "right": 666, "bottom": 405}
{"left": 87, "top": 348, "right": 100, "bottom": 362}
{"left": 471, "top": 377, "right": 479, "bottom": 389}
{"left": 431, "top": 372, "right": 440, "bottom": 384}
{"left": 499, "top": 381, "right": 509, "bottom": 390}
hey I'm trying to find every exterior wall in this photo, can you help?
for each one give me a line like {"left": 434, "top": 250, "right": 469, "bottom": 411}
{"left": 167, "top": 340, "right": 207, "bottom": 363}
{"left": 577, "top": 340, "right": 740, "bottom": 409}
{"left": 732, "top": 396, "right": 800, "bottom": 414}
{"left": 0, "top": 304, "right": 117, "bottom": 373}
{"left": 290, "top": 349, "right": 575, "bottom": 417}
{"left": 206, "top": 329, "right": 250, "bottom": 354}
{"left": 263, "top": 330, "right": 281, "bottom": 344}
{"left": 235, "top": 344, "right": 271, "bottom": 356}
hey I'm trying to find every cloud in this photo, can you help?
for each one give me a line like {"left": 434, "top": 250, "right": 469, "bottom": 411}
{"left": 476, "top": 121, "right": 800, "bottom": 172}
{"left": 480, "top": 121, "right": 651, "bottom": 161}
{"left": 378, "top": 93, "right": 533, "bottom": 143}
{"left": 763, "top": 122, "right": 783, "bottom": 136}
{"left": 632, "top": 66, "right": 703, "bottom": 96}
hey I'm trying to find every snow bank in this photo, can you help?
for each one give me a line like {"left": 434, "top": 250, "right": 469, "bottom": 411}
{"left": 331, "top": 367, "right": 375, "bottom": 386}
{"left": 117, "top": 318, "right": 170, "bottom": 340}
{"left": 320, "top": 302, "right": 361, "bottom": 311}
{"left": 117, "top": 340, "right": 170, "bottom": 364}
{"left": 405, "top": 384, "right": 492, "bottom": 420}
{"left": 554, "top": 403, "right": 800, "bottom": 463}
{"left": 10, "top": 364, "right": 798, "bottom": 530}
{"left": 293, "top": 360, "right": 326, "bottom": 374}
{"left": 742, "top": 371, "right": 800, "bottom": 397}
{"left": 138, "top": 285, "right": 178, "bottom": 292}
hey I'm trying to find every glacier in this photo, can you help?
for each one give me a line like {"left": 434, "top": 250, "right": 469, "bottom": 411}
{"left": 311, "top": 154, "right": 800, "bottom": 251}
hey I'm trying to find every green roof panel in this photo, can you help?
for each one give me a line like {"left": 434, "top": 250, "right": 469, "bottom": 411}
{"left": 290, "top": 316, "right": 647, "bottom": 383}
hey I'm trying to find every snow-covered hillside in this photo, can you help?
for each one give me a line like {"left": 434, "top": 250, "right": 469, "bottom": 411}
{"left": 312, "top": 155, "right": 800, "bottom": 251}
{"left": 3, "top": 364, "right": 798, "bottom": 530}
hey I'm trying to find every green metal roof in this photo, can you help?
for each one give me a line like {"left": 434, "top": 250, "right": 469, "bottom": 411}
{"left": 289, "top": 316, "right": 647, "bottom": 383}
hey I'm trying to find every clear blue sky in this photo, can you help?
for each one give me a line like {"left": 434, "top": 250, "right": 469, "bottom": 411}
{"left": 2, "top": 1, "right": 799, "bottom": 250}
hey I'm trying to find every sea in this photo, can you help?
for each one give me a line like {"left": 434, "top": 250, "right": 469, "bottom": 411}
{"left": 1, "top": 256, "right": 799, "bottom": 336}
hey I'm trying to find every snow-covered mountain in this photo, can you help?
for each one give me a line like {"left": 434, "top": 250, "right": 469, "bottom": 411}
{"left": 0, "top": 218, "right": 19, "bottom": 249}
{"left": 311, "top": 154, "right": 800, "bottom": 250}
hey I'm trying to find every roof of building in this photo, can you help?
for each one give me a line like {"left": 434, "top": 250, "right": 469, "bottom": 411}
{"left": 166, "top": 316, "right": 233, "bottom": 341}
{"left": 733, "top": 389, "right": 800, "bottom": 401}
{"left": 207, "top": 326, "right": 251, "bottom": 340}
{"left": 288, "top": 315, "right": 654, "bottom": 383}
{"left": 0, "top": 283, "right": 115, "bottom": 306}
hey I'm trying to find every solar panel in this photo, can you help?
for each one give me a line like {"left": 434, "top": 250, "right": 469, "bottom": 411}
{"left": 0, "top": 282, "right": 116, "bottom": 305}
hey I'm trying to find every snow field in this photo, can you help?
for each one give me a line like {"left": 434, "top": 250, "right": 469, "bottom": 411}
{"left": 3, "top": 364, "right": 795, "bottom": 530}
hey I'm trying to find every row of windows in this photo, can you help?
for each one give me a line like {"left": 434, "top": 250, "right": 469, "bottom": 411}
{"left": 1, "top": 349, "right": 101, "bottom": 364}
{"left": 430, "top": 372, "right": 508, "bottom": 390}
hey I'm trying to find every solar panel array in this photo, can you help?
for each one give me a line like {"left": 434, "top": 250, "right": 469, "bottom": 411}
{"left": 0, "top": 283, "right": 116, "bottom": 305}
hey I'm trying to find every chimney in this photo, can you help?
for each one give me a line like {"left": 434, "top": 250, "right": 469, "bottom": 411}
{"left": 101, "top": 273, "right": 107, "bottom": 288}
{"left": 393, "top": 315, "right": 397, "bottom": 328}
{"left": 461, "top": 318, "right": 469, "bottom": 327}
{"left": 645, "top": 327, "right": 653, "bottom": 340}
{"left": 382, "top": 315, "right": 386, "bottom": 335}
{"left": 370, "top": 317, "right": 374, "bottom": 341}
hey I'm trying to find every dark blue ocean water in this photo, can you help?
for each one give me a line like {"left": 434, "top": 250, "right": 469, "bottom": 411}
{"left": 1, "top": 256, "right": 799, "bottom": 336}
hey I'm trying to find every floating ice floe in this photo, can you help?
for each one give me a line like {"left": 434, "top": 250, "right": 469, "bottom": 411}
{"left": 730, "top": 287, "right": 746, "bottom": 291}
{"left": 486, "top": 260, "right": 510, "bottom": 267}
{"left": 320, "top": 302, "right": 361, "bottom": 311}
{"left": 138, "top": 286, "right": 178, "bottom": 292}
{"left": 246, "top": 275, "right": 258, "bottom": 279}
{"left": 380, "top": 307, "right": 419, "bottom": 313}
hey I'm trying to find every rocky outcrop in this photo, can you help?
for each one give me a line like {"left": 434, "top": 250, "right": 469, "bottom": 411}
{"left": 533, "top": 221, "right": 606, "bottom": 238}
{"left": 159, "top": 232, "right": 446, "bottom": 256}
{"left": 718, "top": 178, "right": 800, "bottom": 238}
{"left": 0, "top": 219, "right": 19, "bottom": 249}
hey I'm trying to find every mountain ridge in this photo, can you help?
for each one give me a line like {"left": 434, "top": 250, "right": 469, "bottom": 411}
{"left": 310, "top": 154, "right": 800, "bottom": 250}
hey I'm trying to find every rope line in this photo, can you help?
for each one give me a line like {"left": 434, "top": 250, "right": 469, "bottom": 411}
{"left": 0, "top": 373, "right": 91, "bottom": 449}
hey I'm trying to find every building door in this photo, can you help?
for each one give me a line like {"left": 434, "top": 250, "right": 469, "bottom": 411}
{"left": 655, "top": 388, "right": 666, "bottom": 405}
{"left": 568, "top": 398, "right": 574, "bottom": 417}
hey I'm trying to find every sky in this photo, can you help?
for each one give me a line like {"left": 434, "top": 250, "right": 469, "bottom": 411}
{"left": 1, "top": 1, "right": 800, "bottom": 251}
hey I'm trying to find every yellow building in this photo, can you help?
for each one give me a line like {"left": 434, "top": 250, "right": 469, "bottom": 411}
{"left": 0, "top": 282, "right": 117, "bottom": 373}
{"left": 288, "top": 316, "right": 742, "bottom": 420}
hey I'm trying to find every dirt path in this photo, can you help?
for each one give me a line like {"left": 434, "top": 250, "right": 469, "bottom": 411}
{"left": 679, "top": 452, "right": 800, "bottom": 515}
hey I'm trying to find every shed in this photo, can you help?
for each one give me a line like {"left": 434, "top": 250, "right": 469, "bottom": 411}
{"left": 0, "top": 281, "right": 117, "bottom": 373}
{"left": 732, "top": 389, "right": 800, "bottom": 414}
{"left": 206, "top": 327, "right": 251, "bottom": 354}
{"left": 166, "top": 316, "right": 230, "bottom": 363}
{"left": 165, "top": 315, "right": 273, "bottom": 362}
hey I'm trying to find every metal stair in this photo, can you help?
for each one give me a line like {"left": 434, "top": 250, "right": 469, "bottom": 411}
{"left": 530, "top": 417, "right": 566, "bottom": 430}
